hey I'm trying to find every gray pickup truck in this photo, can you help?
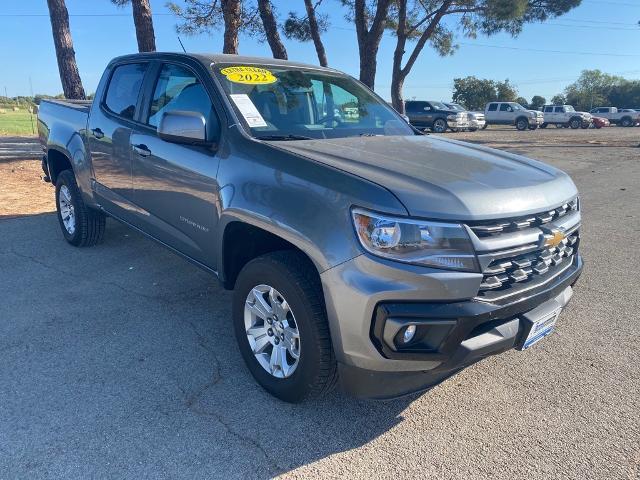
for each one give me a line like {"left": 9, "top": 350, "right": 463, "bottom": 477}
{"left": 38, "top": 53, "right": 583, "bottom": 402}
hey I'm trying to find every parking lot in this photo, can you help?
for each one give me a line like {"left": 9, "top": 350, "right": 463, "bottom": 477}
{"left": 0, "top": 128, "right": 639, "bottom": 479}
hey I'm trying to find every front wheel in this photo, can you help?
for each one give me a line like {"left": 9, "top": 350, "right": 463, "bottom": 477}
{"left": 570, "top": 118, "right": 581, "bottom": 129}
{"left": 516, "top": 118, "right": 529, "bottom": 131}
{"left": 540, "top": 123, "right": 548, "bottom": 129}
{"left": 481, "top": 124, "right": 488, "bottom": 130}
{"left": 233, "top": 251, "right": 338, "bottom": 403}
{"left": 621, "top": 117, "right": 633, "bottom": 127}
{"left": 528, "top": 124, "right": 538, "bottom": 130}
{"left": 432, "top": 118, "right": 448, "bottom": 133}
{"left": 581, "top": 122, "right": 590, "bottom": 129}
{"left": 468, "top": 127, "right": 478, "bottom": 132}
{"left": 55, "top": 170, "right": 105, "bottom": 247}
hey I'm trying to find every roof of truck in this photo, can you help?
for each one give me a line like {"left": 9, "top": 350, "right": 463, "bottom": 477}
{"left": 110, "top": 52, "right": 339, "bottom": 73}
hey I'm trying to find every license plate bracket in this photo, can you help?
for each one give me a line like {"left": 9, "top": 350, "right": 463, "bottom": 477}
{"left": 518, "top": 307, "right": 561, "bottom": 350}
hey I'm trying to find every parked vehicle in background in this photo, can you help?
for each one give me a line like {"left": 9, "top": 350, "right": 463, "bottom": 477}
{"left": 37, "top": 52, "right": 583, "bottom": 402}
{"left": 405, "top": 100, "right": 469, "bottom": 133}
{"left": 591, "top": 116, "right": 610, "bottom": 129}
{"left": 484, "top": 102, "right": 544, "bottom": 131}
{"left": 589, "top": 107, "right": 640, "bottom": 127}
{"left": 541, "top": 105, "right": 592, "bottom": 129}
{"left": 445, "top": 103, "right": 486, "bottom": 131}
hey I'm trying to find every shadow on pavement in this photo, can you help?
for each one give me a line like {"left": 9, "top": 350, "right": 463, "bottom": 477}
{"left": 0, "top": 213, "right": 417, "bottom": 479}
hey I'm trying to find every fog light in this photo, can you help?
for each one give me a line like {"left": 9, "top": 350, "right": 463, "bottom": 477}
{"left": 403, "top": 325, "right": 417, "bottom": 343}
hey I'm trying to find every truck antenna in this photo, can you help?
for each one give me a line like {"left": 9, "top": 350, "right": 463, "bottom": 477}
{"left": 177, "top": 36, "right": 187, "bottom": 53}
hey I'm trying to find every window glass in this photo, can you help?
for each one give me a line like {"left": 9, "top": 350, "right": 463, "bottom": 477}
{"left": 405, "top": 102, "right": 426, "bottom": 114}
{"left": 544, "top": 106, "right": 553, "bottom": 113}
{"left": 212, "top": 64, "right": 412, "bottom": 139}
{"left": 104, "top": 63, "right": 147, "bottom": 120}
{"left": 565, "top": 105, "right": 575, "bottom": 112}
{"left": 487, "top": 103, "right": 498, "bottom": 111}
{"left": 554, "top": 107, "right": 564, "bottom": 113}
{"left": 499, "top": 104, "right": 511, "bottom": 112}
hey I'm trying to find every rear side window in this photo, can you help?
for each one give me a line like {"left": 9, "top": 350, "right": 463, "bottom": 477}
{"left": 406, "top": 101, "right": 426, "bottom": 114}
{"left": 499, "top": 103, "right": 510, "bottom": 111}
{"left": 487, "top": 103, "right": 498, "bottom": 111}
{"left": 104, "top": 63, "right": 147, "bottom": 120}
{"left": 148, "top": 64, "right": 219, "bottom": 140}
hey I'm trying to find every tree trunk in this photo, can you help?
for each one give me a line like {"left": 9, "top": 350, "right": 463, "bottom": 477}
{"left": 131, "top": 0, "right": 156, "bottom": 52}
{"left": 304, "top": 0, "right": 328, "bottom": 67}
{"left": 222, "top": 0, "right": 241, "bottom": 54}
{"left": 257, "top": 0, "right": 287, "bottom": 59}
{"left": 353, "top": 0, "right": 392, "bottom": 90}
{"left": 46, "top": 0, "right": 85, "bottom": 99}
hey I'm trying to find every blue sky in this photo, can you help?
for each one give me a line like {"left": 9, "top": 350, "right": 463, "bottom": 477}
{"left": 1, "top": 0, "right": 639, "bottom": 103}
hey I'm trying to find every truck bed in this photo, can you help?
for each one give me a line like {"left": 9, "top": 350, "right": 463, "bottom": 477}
{"left": 38, "top": 99, "right": 93, "bottom": 151}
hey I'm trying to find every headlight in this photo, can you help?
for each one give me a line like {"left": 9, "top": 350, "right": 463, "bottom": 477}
{"left": 351, "top": 209, "right": 478, "bottom": 271}
{"left": 447, "top": 114, "right": 457, "bottom": 121}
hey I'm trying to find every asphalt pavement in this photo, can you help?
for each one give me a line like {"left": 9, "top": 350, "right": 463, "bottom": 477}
{"left": 0, "top": 129, "right": 639, "bottom": 479}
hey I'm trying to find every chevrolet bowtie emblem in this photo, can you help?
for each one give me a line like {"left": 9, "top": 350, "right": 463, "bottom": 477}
{"left": 543, "top": 229, "right": 566, "bottom": 248}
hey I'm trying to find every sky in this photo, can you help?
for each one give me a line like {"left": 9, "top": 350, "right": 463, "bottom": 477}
{"left": 1, "top": 0, "right": 639, "bottom": 103}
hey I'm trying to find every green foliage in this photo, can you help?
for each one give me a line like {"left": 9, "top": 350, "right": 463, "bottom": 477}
{"left": 516, "top": 97, "right": 529, "bottom": 108}
{"left": 283, "top": 6, "right": 329, "bottom": 42}
{"left": 452, "top": 76, "right": 520, "bottom": 110}
{"left": 551, "top": 94, "right": 566, "bottom": 105}
{"left": 167, "top": 0, "right": 263, "bottom": 37}
{"left": 0, "top": 109, "right": 37, "bottom": 136}
{"left": 530, "top": 95, "right": 546, "bottom": 110}
{"left": 564, "top": 69, "right": 626, "bottom": 110}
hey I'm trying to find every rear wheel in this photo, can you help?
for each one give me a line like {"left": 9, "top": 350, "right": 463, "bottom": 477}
{"left": 232, "top": 251, "right": 337, "bottom": 403}
{"left": 516, "top": 117, "right": 529, "bottom": 131}
{"left": 432, "top": 118, "right": 447, "bottom": 133}
{"left": 55, "top": 170, "right": 105, "bottom": 247}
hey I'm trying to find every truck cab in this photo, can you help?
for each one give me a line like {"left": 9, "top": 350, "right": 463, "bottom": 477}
{"left": 541, "top": 105, "right": 592, "bottom": 129}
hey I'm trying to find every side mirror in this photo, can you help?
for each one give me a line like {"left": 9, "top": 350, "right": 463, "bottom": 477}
{"left": 158, "top": 110, "right": 208, "bottom": 145}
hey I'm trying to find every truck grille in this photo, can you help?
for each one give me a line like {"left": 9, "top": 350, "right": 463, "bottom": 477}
{"left": 468, "top": 199, "right": 581, "bottom": 302}
{"left": 469, "top": 198, "right": 578, "bottom": 237}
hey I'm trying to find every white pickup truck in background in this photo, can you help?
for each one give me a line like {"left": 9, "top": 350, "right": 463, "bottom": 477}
{"left": 589, "top": 107, "right": 640, "bottom": 127}
{"left": 541, "top": 105, "right": 592, "bottom": 129}
{"left": 484, "top": 102, "right": 544, "bottom": 131}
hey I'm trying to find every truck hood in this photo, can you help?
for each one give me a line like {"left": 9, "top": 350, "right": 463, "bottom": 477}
{"left": 272, "top": 135, "right": 577, "bottom": 220}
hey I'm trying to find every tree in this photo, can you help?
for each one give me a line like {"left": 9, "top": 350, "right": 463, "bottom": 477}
{"left": 341, "top": 0, "right": 394, "bottom": 89}
{"left": 516, "top": 97, "right": 529, "bottom": 108}
{"left": 388, "top": 0, "right": 581, "bottom": 113}
{"left": 284, "top": 0, "right": 330, "bottom": 66}
{"left": 530, "top": 95, "right": 546, "bottom": 110}
{"left": 551, "top": 93, "right": 566, "bottom": 105}
{"left": 112, "top": 0, "right": 156, "bottom": 52}
{"left": 496, "top": 79, "right": 518, "bottom": 102}
{"left": 257, "top": 0, "right": 287, "bottom": 59}
{"left": 564, "top": 69, "right": 624, "bottom": 111}
{"left": 451, "top": 76, "right": 520, "bottom": 110}
{"left": 452, "top": 77, "right": 498, "bottom": 110}
{"left": 608, "top": 80, "right": 640, "bottom": 108}
{"left": 168, "top": 0, "right": 260, "bottom": 54}
{"left": 46, "top": 0, "right": 85, "bottom": 99}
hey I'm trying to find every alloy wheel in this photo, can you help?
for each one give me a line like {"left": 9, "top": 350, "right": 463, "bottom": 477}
{"left": 58, "top": 185, "right": 76, "bottom": 235}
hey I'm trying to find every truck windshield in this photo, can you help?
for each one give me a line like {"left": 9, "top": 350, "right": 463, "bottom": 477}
{"left": 212, "top": 64, "right": 413, "bottom": 139}
{"left": 565, "top": 105, "right": 575, "bottom": 112}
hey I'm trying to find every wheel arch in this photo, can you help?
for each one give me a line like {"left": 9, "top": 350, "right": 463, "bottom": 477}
{"left": 46, "top": 147, "right": 73, "bottom": 185}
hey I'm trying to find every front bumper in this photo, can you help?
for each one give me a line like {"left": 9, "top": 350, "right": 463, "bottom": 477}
{"left": 469, "top": 119, "right": 486, "bottom": 129}
{"left": 321, "top": 252, "right": 582, "bottom": 399}
{"left": 448, "top": 119, "right": 469, "bottom": 129}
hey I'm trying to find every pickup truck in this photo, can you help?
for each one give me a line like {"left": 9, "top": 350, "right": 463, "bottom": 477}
{"left": 38, "top": 53, "right": 583, "bottom": 402}
{"left": 541, "top": 105, "right": 592, "bottom": 129}
{"left": 484, "top": 102, "right": 544, "bottom": 131}
{"left": 445, "top": 103, "right": 486, "bottom": 131}
{"left": 589, "top": 107, "right": 640, "bottom": 127}
{"left": 404, "top": 100, "right": 469, "bottom": 133}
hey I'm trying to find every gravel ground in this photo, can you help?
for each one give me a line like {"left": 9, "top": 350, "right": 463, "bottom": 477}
{"left": 0, "top": 128, "right": 638, "bottom": 479}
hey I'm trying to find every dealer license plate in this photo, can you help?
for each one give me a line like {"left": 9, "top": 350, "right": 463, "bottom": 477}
{"left": 521, "top": 308, "right": 561, "bottom": 350}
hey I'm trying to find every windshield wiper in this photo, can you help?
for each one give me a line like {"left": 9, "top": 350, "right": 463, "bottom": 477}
{"left": 255, "top": 134, "right": 313, "bottom": 141}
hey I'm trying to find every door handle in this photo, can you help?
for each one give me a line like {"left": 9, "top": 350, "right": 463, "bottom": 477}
{"left": 91, "top": 128, "right": 104, "bottom": 139}
{"left": 132, "top": 143, "right": 151, "bottom": 157}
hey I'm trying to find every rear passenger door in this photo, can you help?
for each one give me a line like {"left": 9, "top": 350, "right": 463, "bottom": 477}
{"left": 485, "top": 103, "right": 498, "bottom": 122}
{"left": 88, "top": 62, "right": 149, "bottom": 221}
{"left": 406, "top": 101, "right": 431, "bottom": 128}
{"left": 129, "top": 61, "right": 223, "bottom": 269}
{"left": 497, "top": 103, "right": 512, "bottom": 124}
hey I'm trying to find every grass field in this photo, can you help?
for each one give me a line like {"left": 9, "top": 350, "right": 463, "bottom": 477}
{"left": 0, "top": 109, "right": 37, "bottom": 136}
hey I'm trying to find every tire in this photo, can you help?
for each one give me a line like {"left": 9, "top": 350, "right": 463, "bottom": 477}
{"left": 595, "top": 124, "right": 602, "bottom": 129}
{"left": 540, "top": 123, "right": 548, "bottom": 129}
{"left": 55, "top": 170, "right": 105, "bottom": 247}
{"left": 516, "top": 117, "right": 529, "bottom": 131}
{"left": 481, "top": 124, "right": 488, "bottom": 130}
{"left": 432, "top": 118, "right": 447, "bottom": 133}
{"left": 232, "top": 251, "right": 338, "bottom": 403}
{"left": 570, "top": 117, "right": 581, "bottom": 129}
{"left": 581, "top": 122, "right": 589, "bottom": 129}
{"left": 528, "top": 125, "right": 538, "bottom": 130}
{"left": 621, "top": 117, "right": 632, "bottom": 127}
{"left": 468, "top": 127, "right": 478, "bottom": 132}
